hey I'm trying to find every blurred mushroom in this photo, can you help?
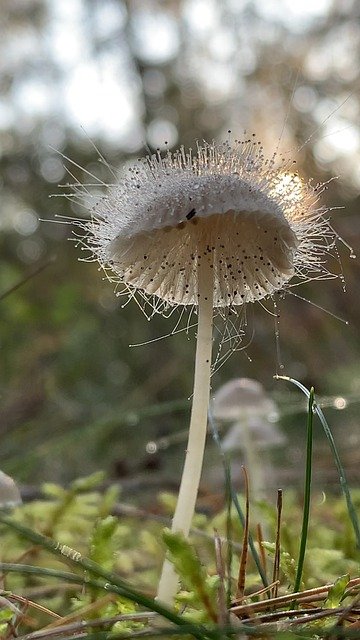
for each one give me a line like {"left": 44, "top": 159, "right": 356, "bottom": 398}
{"left": 0, "top": 470, "right": 22, "bottom": 509}
{"left": 221, "top": 417, "right": 284, "bottom": 453}
{"left": 212, "top": 378, "right": 285, "bottom": 500}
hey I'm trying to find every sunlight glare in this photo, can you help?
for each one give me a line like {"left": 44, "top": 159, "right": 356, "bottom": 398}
{"left": 271, "top": 172, "right": 304, "bottom": 202}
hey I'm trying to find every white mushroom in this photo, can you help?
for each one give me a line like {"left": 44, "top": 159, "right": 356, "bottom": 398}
{"left": 212, "top": 377, "right": 278, "bottom": 423}
{"left": 76, "top": 138, "right": 337, "bottom": 606}
{"left": 0, "top": 470, "right": 22, "bottom": 509}
{"left": 212, "top": 378, "right": 284, "bottom": 500}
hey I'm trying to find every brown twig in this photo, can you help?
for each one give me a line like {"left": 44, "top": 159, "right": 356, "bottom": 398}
{"left": 14, "top": 611, "right": 156, "bottom": 640}
{"left": 256, "top": 522, "right": 267, "bottom": 584}
{"left": 236, "top": 466, "right": 249, "bottom": 600}
{"left": 39, "top": 594, "right": 116, "bottom": 632}
{"left": 0, "top": 257, "right": 56, "bottom": 302}
{"left": 231, "top": 578, "right": 360, "bottom": 617}
{"left": 4, "top": 592, "right": 61, "bottom": 621}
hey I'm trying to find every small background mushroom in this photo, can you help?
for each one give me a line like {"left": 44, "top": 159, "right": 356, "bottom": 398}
{"left": 0, "top": 470, "right": 22, "bottom": 510}
{"left": 212, "top": 378, "right": 285, "bottom": 501}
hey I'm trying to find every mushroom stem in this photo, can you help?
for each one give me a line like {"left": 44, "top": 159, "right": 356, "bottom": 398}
{"left": 240, "top": 418, "right": 264, "bottom": 502}
{"left": 156, "top": 259, "right": 214, "bottom": 606}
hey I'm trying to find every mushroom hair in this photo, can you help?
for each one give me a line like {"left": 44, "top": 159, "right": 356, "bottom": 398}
{"left": 79, "top": 137, "right": 337, "bottom": 315}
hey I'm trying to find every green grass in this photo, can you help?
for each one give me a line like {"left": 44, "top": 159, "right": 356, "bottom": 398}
{"left": 0, "top": 381, "right": 360, "bottom": 639}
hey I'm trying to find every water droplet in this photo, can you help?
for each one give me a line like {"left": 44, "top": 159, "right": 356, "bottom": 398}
{"left": 350, "top": 252, "right": 356, "bottom": 259}
{"left": 146, "top": 441, "right": 157, "bottom": 454}
{"left": 333, "top": 396, "right": 347, "bottom": 410}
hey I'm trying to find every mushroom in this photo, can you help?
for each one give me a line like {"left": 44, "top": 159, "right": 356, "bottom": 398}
{"left": 212, "top": 378, "right": 284, "bottom": 500}
{"left": 0, "top": 470, "right": 22, "bottom": 509}
{"left": 76, "top": 138, "right": 337, "bottom": 605}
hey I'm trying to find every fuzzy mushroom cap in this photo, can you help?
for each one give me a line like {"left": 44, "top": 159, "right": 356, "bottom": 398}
{"left": 84, "top": 139, "right": 333, "bottom": 308}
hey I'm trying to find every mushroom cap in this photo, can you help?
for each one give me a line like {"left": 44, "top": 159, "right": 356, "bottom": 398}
{"left": 212, "top": 377, "right": 278, "bottom": 422}
{"left": 83, "top": 139, "right": 335, "bottom": 309}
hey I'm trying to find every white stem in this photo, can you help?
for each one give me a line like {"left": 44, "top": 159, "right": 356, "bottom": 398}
{"left": 156, "top": 260, "right": 214, "bottom": 606}
{"left": 241, "top": 417, "right": 269, "bottom": 538}
{"left": 241, "top": 418, "right": 262, "bottom": 502}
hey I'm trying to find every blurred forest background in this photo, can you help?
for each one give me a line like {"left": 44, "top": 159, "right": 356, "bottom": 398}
{"left": 1, "top": 0, "right": 360, "bottom": 499}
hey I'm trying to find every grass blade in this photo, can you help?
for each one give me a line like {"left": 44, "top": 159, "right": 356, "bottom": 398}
{"left": 293, "top": 387, "right": 314, "bottom": 594}
{"left": 272, "top": 489, "right": 282, "bottom": 599}
{"left": 275, "top": 375, "right": 360, "bottom": 549}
